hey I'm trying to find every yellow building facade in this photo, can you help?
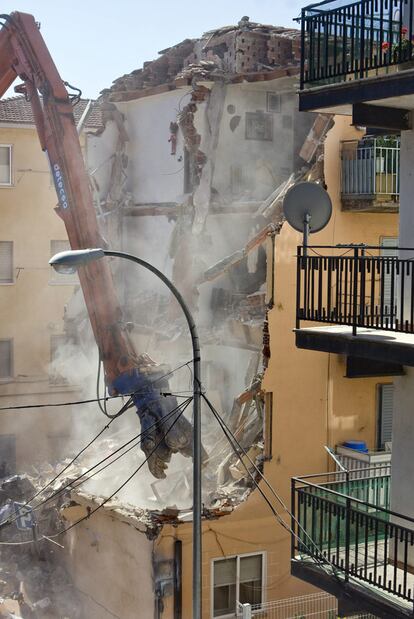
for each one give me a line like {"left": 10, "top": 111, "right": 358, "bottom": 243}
{"left": 159, "top": 115, "right": 399, "bottom": 618}
{"left": 0, "top": 97, "right": 101, "bottom": 472}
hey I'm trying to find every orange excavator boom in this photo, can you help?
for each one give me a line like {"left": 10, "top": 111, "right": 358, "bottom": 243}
{"left": 0, "top": 12, "right": 192, "bottom": 478}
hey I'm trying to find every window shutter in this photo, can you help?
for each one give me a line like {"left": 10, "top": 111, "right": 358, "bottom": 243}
{"left": 0, "top": 340, "right": 12, "bottom": 379}
{"left": 0, "top": 242, "right": 13, "bottom": 283}
{"left": 379, "top": 384, "right": 394, "bottom": 447}
{"left": 240, "top": 555, "right": 262, "bottom": 582}
{"left": 214, "top": 558, "right": 236, "bottom": 586}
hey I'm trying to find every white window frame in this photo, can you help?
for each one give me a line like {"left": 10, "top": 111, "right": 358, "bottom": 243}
{"left": 0, "top": 144, "right": 13, "bottom": 186}
{"left": 0, "top": 241, "right": 14, "bottom": 285}
{"left": 211, "top": 551, "right": 266, "bottom": 619}
{"left": 0, "top": 338, "right": 13, "bottom": 382}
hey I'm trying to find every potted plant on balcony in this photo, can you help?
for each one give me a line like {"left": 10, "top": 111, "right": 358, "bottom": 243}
{"left": 382, "top": 27, "right": 414, "bottom": 71}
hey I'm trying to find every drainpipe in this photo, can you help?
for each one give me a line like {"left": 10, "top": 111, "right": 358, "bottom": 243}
{"left": 174, "top": 540, "right": 182, "bottom": 619}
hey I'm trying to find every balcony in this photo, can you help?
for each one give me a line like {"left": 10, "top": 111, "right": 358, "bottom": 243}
{"left": 295, "top": 245, "right": 414, "bottom": 366}
{"left": 299, "top": 0, "right": 414, "bottom": 117}
{"left": 336, "top": 444, "right": 392, "bottom": 473}
{"left": 341, "top": 137, "right": 400, "bottom": 212}
{"left": 291, "top": 468, "right": 414, "bottom": 618}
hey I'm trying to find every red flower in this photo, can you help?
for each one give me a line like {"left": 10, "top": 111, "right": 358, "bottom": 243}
{"left": 401, "top": 25, "right": 408, "bottom": 36}
{"left": 382, "top": 41, "right": 390, "bottom": 51}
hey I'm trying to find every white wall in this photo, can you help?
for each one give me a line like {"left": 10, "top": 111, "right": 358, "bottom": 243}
{"left": 65, "top": 509, "right": 157, "bottom": 619}
{"left": 398, "top": 130, "right": 414, "bottom": 249}
{"left": 212, "top": 77, "right": 296, "bottom": 201}
{"left": 390, "top": 366, "right": 414, "bottom": 567}
{"left": 126, "top": 89, "right": 192, "bottom": 204}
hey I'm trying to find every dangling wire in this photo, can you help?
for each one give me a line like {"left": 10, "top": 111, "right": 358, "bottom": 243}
{"left": 96, "top": 353, "right": 131, "bottom": 419}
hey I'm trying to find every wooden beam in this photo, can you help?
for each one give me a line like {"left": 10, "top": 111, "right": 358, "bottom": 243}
{"left": 352, "top": 102, "right": 411, "bottom": 130}
{"left": 123, "top": 203, "right": 178, "bottom": 217}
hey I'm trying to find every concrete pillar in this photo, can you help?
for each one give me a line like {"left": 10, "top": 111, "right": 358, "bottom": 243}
{"left": 398, "top": 130, "right": 414, "bottom": 249}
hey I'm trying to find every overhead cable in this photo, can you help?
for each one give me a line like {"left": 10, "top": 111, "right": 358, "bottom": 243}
{"left": 0, "top": 398, "right": 192, "bottom": 530}
{"left": 0, "top": 359, "right": 193, "bottom": 412}
{"left": 203, "top": 393, "right": 343, "bottom": 582}
{"left": 44, "top": 400, "right": 188, "bottom": 540}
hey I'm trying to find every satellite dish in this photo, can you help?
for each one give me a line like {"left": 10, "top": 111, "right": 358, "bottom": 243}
{"left": 283, "top": 181, "right": 332, "bottom": 254}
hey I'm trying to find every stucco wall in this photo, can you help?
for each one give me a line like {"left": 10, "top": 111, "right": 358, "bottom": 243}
{"left": 64, "top": 509, "right": 156, "bottom": 619}
{"left": 0, "top": 125, "right": 79, "bottom": 469}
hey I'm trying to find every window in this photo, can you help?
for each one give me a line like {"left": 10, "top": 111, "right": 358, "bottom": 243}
{"left": 377, "top": 384, "right": 394, "bottom": 449}
{"left": 230, "top": 166, "right": 243, "bottom": 195}
{"left": 0, "top": 242, "right": 13, "bottom": 283}
{"left": 212, "top": 553, "right": 264, "bottom": 617}
{"left": 49, "top": 334, "right": 69, "bottom": 386}
{"left": 50, "top": 240, "right": 78, "bottom": 284}
{"left": 0, "top": 145, "right": 12, "bottom": 185}
{"left": 264, "top": 392, "right": 273, "bottom": 460}
{"left": 0, "top": 435, "right": 16, "bottom": 478}
{"left": 245, "top": 112, "right": 273, "bottom": 141}
{"left": 266, "top": 92, "right": 281, "bottom": 113}
{"left": 0, "top": 340, "right": 13, "bottom": 380}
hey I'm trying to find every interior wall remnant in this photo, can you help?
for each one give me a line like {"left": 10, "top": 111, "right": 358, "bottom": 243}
{"left": 192, "top": 82, "right": 227, "bottom": 235}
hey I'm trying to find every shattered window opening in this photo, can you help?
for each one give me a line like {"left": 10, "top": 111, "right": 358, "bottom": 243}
{"left": 49, "top": 334, "right": 70, "bottom": 386}
{"left": 264, "top": 392, "right": 273, "bottom": 460}
{"left": 0, "top": 434, "right": 16, "bottom": 479}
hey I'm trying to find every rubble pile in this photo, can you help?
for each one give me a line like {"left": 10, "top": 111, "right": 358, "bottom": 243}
{"left": 0, "top": 474, "right": 82, "bottom": 619}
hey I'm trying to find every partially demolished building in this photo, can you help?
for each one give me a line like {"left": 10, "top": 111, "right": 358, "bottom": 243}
{"left": 75, "top": 17, "right": 325, "bottom": 618}
{"left": 0, "top": 16, "right": 401, "bottom": 619}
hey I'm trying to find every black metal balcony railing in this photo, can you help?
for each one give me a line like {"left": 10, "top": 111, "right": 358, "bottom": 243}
{"left": 291, "top": 468, "right": 414, "bottom": 608}
{"left": 296, "top": 245, "right": 414, "bottom": 335}
{"left": 300, "top": 0, "right": 414, "bottom": 88}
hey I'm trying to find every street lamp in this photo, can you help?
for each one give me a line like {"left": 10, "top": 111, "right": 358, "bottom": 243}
{"left": 50, "top": 248, "right": 202, "bottom": 619}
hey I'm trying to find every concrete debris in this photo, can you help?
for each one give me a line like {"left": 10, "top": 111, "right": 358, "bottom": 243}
{"left": 299, "top": 113, "right": 334, "bottom": 164}
{"left": 0, "top": 474, "right": 82, "bottom": 619}
{"left": 202, "top": 223, "right": 279, "bottom": 283}
{"left": 192, "top": 83, "right": 226, "bottom": 235}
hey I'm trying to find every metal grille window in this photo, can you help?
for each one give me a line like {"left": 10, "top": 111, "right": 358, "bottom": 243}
{"left": 0, "top": 242, "right": 13, "bottom": 283}
{"left": 213, "top": 553, "right": 264, "bottom": 617}
{"left": 378, "top": 384, "right": 394, "bottom": 449}
{"left": 0, "top": 340, "right": 12, "bottom": 380}
{"left": 50, "top": 240, "right": 78, "bottom": 284}
{"left": 0, "top": 145, "right": 12, "bottom": 185}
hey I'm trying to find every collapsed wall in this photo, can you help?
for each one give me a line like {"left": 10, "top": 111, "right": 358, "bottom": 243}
{"left": 78, "top": 16, "right": 333, "bottom": 514}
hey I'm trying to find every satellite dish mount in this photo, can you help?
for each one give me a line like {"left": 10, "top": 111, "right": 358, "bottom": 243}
{"left": 283, "top": 182, "right": 332, "bottom": 256}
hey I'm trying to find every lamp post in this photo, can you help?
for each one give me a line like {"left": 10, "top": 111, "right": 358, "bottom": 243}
{"left": 49, "top": 248, "right": 202, "bottom": 619}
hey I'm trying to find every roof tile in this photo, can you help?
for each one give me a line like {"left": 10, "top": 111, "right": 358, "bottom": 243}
{"left": 0, "top": 96, "right": 102, "bottom": 128}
